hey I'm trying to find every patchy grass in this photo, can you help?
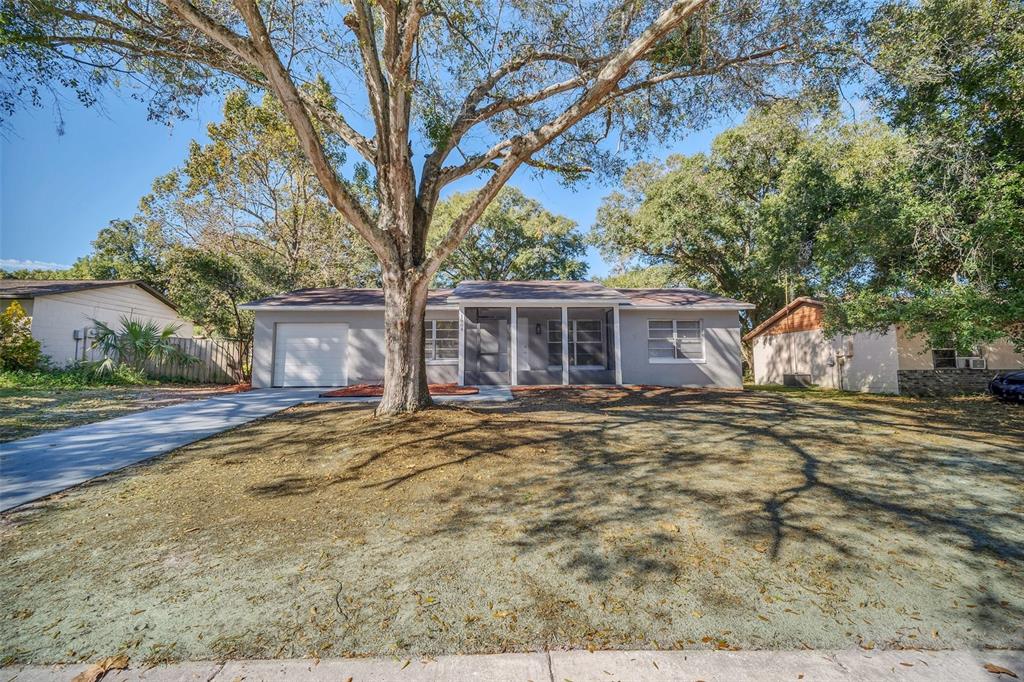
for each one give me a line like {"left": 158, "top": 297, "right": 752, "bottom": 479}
{"left": 1, "top": 388, "right": 1021, "bottom": 664}
{"left": 0, "top": 385, "right": 247, "bottom": 443}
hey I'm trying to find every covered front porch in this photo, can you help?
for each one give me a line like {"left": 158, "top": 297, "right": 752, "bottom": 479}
{"left": 458, "top": 305, "right": 622, "bottom": 386}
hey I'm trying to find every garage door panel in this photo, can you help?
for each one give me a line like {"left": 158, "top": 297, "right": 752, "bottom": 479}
{"left": 273, "top": 323, "right": 348, "bottom": 387}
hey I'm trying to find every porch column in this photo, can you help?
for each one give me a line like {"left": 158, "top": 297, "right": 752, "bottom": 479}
{"left": 561, "top": 305, "right": 569, "bottom": 385}
{"left": 613, "top": 306, "right": 623, "bottom": 385}
{"left": 458, "top": 306, "right": 466, "bottom": 386}
{"left": 510, "top": 306, "right": 518, "bottom": 386}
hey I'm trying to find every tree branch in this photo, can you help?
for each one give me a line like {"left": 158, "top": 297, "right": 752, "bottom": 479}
{"left": 349, "top": 0, "right": 391, "bottom": 155}
{"left": 421, "top": 0, "right": 713, "bottom": 276}
{"left": 211, "top": 0, "right": 389, "bottom": 259}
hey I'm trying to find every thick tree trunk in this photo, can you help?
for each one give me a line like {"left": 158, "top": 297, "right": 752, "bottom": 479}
{"left": 376, "top": 267, "right": 433, "bottom": 416}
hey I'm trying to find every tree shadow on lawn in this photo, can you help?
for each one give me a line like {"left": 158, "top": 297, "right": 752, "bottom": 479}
{"left": 3, "top": 387, "right": 1023, "bottom": 661}
{"left": 253, "top": 388, "right": 1018, "bottom": 620}
{"left": 308, "top": 388, "right": 1024, "bottom": 645}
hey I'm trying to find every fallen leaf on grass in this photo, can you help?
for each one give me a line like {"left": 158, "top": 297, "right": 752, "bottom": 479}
{"left": 71, "top": 655, "right": 129, "bottom": 682}
{"left": 984, "top": 663, "right": 1018, "bottom": 678}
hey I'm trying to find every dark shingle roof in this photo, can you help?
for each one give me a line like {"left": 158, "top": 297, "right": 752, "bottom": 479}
{"left": 241, "top": 282, "right": 753, "bottom": 309}
{"left": 448, "top": 280, "right": 626, "bottom": 301}
{"left": 617, "top": 288, "right": 753, "bottom": 308}
{"left": 241, "top": 288, "right": 455, "bottom": 308}
{"left": 0, "top": 279, "right": 177, "bottom": 310}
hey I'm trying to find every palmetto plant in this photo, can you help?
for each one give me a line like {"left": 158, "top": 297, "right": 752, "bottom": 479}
{"left": 88, "top": 316, "right": 196, "bottom": 377}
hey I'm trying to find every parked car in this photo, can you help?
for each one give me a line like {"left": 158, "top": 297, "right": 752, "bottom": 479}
{"left": 988, "top": 371, "right": 1024, "bottom": 403}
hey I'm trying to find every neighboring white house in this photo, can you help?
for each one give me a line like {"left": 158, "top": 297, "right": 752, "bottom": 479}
{"left": 0, "top": 280, "right": 194, "bottom": 366}
{"left": 241, "top": 280, "right": 754, "bottom": 389}
{"left": 745, "top": 297, "right": 1024, "bottom": 395}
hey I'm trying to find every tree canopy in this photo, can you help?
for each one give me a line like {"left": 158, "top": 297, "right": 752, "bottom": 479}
{"left": 592, "top": 103, "right": 908, "bottom": 329}
{"left": 594, "top": 0, "right": 1024, "bottom": 352}
{"left": 828, "top": 0, "right": 1024, "bottom": 350}
{"left": 430, "top": 187, "right": 587, "bottom": 286}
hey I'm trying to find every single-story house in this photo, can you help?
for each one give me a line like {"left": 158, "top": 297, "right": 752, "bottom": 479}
{"left": 241, "top": 280, "right": 753, "bottom": 389}
{"left": 0, "top": 279, "right": 193, "bottom": 366}
{"left": 745, "top": 297, "right": 1024, "bottom": 395}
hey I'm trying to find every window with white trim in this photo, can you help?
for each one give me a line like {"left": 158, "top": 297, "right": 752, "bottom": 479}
{"left": 426, "top": 319, "right": 458, "bottom": 361}
{"left": 647, "top": 319, "right": 703, "bottom": 362}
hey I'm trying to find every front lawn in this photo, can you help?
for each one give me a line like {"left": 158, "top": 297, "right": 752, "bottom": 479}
{"left": 0, "top": 369, "right": 248, "bottom": 442}
{"left": 1, "top": 388, "right": 1021, "bottom": 664}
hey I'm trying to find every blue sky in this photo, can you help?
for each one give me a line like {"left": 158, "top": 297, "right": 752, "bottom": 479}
{"left": 1, "top": 93, "right": 735, "bottom": 279}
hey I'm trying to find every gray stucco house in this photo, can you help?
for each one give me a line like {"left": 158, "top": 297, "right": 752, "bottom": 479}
{"left": 242, "top": 280, "right": 753, "bottom": 389}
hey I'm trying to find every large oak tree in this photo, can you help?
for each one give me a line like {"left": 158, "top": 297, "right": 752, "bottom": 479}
{"left": 4, "top": 0, "right": 852, "bottom": 413}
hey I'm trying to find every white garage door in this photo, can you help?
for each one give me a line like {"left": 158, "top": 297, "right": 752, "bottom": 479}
{"left": 273, "top": 323, "right": 348, "bottom": 387}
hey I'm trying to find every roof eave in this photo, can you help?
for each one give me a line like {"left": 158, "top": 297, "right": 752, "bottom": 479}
{"left": 0, "top": 280, "right": 178, "bottom": 312}
{"left": 446, "top": 297, "right": 630, "bottom": 306}
{"left": 623, "top": 303, "right": 755, "bottom": 311}
{"left": 239, "top": 303, "right": 458, "bottom": 311}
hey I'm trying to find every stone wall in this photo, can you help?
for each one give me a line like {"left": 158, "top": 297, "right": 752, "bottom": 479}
{"left": 897, "top": 369, "right": 998, "bottom": 396}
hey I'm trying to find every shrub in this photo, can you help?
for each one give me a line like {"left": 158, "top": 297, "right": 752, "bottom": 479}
{"left": 0, "top": 365, "right": 152, "bottom": 389}
{"left": 0, "top": 302, "right": 43, "bottom": 370}
{"left": 88, "top": 316, "right": 196, "bottom": 378}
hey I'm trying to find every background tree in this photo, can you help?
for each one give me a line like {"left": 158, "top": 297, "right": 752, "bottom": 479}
{"left": 5, "top": 0, "right": 854, "bottom": 413}
{"left": 824, "top": 0, "right": 1024, "bottom": 350}
{"left": 162, "top": 247, "right": 267, "bottom": 380}
{"left": 138, "top": 90, "right": 380, "bottom": 292}
{"left": 430, "top": 187, "right": 586, "bottom": 286}
{"left": 599, "top": 265, "right": 681, "bottom": 289}
{"left": 591, "top": 104, "right": 807, "bottom": 326}
{"left": 67, "top": 220, "right": 168, "bottom": 286}
{"left": 593, "top": 103, "right": 912, "bottom": 336}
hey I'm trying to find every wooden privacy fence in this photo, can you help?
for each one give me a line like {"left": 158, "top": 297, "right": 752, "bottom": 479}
{"left": 85, "top": 337, "right": 250, "bottom": 384}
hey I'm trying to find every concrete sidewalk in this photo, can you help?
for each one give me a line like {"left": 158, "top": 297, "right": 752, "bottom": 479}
{"left": 0, "top": 388, "right": 322, "bottom": 511}
{"left": 4, "top": 649, "right": 1021, "bottom": 681}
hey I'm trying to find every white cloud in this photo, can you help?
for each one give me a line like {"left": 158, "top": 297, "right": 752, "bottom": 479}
{"left": 0, "top": 258, "right": 71, "bottom": 271}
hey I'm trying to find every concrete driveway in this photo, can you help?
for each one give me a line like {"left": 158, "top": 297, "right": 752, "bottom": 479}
{"left": 0, "top": 388, "right": 321, "bottom": 512}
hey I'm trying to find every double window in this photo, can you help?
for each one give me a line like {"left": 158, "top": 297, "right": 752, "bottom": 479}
{"left": 932, "top": 348, "right": 984, "bottom": 369}
{"left": 647, "top": 320, "right": 703, "bottom": 362}
{"left": 547, "top": 319, "right": 605, "bottom": 368}
{"left": 426, "top": 319, "right": 458, "bottom": 362}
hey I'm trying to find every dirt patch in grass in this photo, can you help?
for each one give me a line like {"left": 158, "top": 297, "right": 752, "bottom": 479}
{"left": 0, "top": 385, "right": 249, "bottom": 443}
{"left": 1, "top": 388, "right": 1021, "bottom": 664}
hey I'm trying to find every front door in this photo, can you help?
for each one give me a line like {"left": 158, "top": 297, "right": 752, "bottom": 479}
{"left": 464, "top": 307, "right": 510, "bottom": 385}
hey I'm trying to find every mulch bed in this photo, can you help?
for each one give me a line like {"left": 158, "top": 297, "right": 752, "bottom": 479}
{"left": 321, "top": 383, "right": 479, "bottom": 398}
{"left": 510, "top": 384, "right": 665, "bottom": 392}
